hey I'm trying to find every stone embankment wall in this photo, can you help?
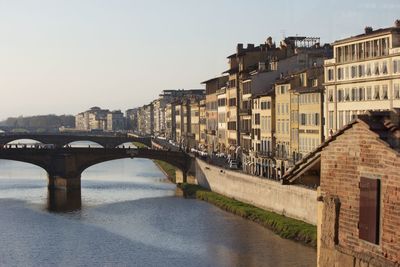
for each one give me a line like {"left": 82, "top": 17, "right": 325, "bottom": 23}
{"left": 194, "top": 158, "right": 317, "bottom": 225}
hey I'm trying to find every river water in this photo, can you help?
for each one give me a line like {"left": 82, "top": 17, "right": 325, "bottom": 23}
{"left": 0, "top": 144, "right": 316, "bottom": 266}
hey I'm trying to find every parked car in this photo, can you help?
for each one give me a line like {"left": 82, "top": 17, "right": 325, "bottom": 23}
{"left": 229, "top": 160, "right": 239, "bottom": 169}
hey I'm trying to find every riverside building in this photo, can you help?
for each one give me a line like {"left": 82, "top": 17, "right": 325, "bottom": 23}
{"left": 324, "top": 20, "right": 400, "bottom": 137}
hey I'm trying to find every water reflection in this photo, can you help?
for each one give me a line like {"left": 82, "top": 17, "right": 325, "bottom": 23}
{"left": 0, "top": 157, "right": 317, "bottom": 266}
{"left": 47, "top": 189, "right": 82, "bottom": 212}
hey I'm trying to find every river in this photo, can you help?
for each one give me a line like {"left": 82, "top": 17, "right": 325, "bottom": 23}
{"left": 0, "top": 142, "right": 316, "bottom": 267}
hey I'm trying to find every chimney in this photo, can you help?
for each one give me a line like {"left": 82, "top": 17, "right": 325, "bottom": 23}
{"left": 395, "top": 19, "right": 400, "bottom": 28}
{"left": 237, "top": 43, "right": 243, "bottom": 53}
{"left": 365, "top": 26, "right": 373, "bottom": 34}
{"left": 247, "top": 43, "right": 254, "bottom": 50}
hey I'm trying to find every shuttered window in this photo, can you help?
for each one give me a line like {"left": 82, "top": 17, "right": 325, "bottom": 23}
{"left": 359, "top": 177, "right": 380, "bottom": 244}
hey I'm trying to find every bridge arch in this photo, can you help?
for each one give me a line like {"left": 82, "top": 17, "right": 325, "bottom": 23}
{"left": 0, "top": 147, "right": 191, "bottom": 191}
{"left": 64, "top": 140, "right": 105, "bottom": 148}
{"left": 5, "top": 138, "right": 43, "bottom": 146}
{"left": 0, "top": 157, "right": 50, "bottom": 174}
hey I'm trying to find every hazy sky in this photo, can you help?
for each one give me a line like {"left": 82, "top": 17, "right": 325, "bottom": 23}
{"left": 0, "top": 0, "right": 399, "bottom": 119}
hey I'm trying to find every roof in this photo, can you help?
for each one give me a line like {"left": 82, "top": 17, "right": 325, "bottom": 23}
{"left": 275, "top": 75, "right": 295, "bottom": 85}
{"left": 252, "top": 88, "right": 275, "bottom": 99}
{"left": 201, "top": 75, "right": 228, "bottom": 84}
{"left": 333, "top": 26, "right": 400, "bottom": 46}
{"left": 282, "top": 109, "right": 400, "bottom": 184}
{"left": 222, "top": 67, "right": 239, "bottom": 75}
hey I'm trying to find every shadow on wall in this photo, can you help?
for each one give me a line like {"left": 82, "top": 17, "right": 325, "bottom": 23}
{"left": 194, "top": 159, "right": 211, "bottom": 190}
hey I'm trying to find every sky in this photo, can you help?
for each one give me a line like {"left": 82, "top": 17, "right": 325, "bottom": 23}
{"left": 0, "top": 0, "right": 399, "bottom": 120}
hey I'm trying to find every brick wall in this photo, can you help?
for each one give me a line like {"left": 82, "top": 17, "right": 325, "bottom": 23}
{"left": 320, "top": 122, "right": 400, "bottom": 265}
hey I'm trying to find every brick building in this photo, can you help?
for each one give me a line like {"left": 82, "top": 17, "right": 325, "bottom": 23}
{"left": 284, "top": 110, "right": 399, "bottom": 266}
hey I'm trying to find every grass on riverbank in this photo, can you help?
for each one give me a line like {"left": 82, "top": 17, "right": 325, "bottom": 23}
{"left": 179, "top": 183, "right": 317, "bottom": 247}
{"left": 132, "top": 141, "right": 147, "bottom": 148}
{"left": 154, "top": 160, "right": 176, "bottom": 183}
{"left": 131, "top": 142, "right": 177, "bottom": 182}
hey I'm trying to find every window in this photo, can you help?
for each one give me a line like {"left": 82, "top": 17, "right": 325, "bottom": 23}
{"left": 374, "top": 62, "right": 380, "bottom": 75}
{"left": 382, "top": 61, "right": 388, "bottom": 75}
{"left": 366, "top": 86, "right": 372, "bottom": 100}
{"left": 359, "top": 87, "right": 365, "bottom": 101}
{"left": 229, "top": 98, "right": 236, "bottom": 106}
{"left": 337, "top": 89, "right": 343, "bottom": 102}
{"left": 345, "top": 88, "right": 350, "bottom": 101}
{"left": 328, "top": 69, "right": 334, "bottom": 81}
{"left": 358, "top": 65, "right": 364, "bottom": 77}
{"left": 374, "top": 85, "right": 380, "bottom": 100}
{"left": 261, "top": 101, "right": 267, "bottom": 110}
{"left": 328, "top": 111, "right": 334, "bottom": 130}
{"left": 366, "top": 63, "right": 371, "bottom": 76}
{"left": 345, "top": 111, "right": 351, "bottom": 124}
{"left": 328, "top": 89, "right": 334, "bottom": 102}
{"left": 359, "top": 177, "right": 380, "bottom": 245}
{"left": 300, "top": 113, "right": 306, "bottom": 126}
{"left": 394, "top": 84, "right": 400, "bottom": 99}
{"left": 254, "top": 114, "right": 260, "bottom": 125}
{"left": 337, "top": 68, "right": 343, "bottom": 80}
{"left": 338, "top": 111, "right": 344, "bottom": 128}
{"left": 351, "top": 87, "right": 357, "bottom": 101}
{"left": 227, "top": 121, "right": 236, "bottom": 130}
{"left": 394, "top": 59, "right": 400, "bottom": 74}
{"left": 314, "top": 113, "right": 319, "bottom": 126}
{"left": 218, "top": 98, "right": 226, "bottom": 106}
{"left": 351, "top": 66, "right": 357, "bottom": 78}
{"left": 382, "top": 85, "right": 388, "bottom": 100}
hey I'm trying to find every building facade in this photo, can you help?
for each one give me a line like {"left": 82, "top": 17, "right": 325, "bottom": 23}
{"left": 324, "top": 22, "right": 400, "bottom": 137}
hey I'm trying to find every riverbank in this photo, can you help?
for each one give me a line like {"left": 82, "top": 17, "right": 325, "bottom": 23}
{"left": 153, "top": 160, "right": 176, "bottom": 183}
{"left": 178, "top": 183, "right": 317, "bottom": 247}
{"left": 132, "top": 142, "right": 177, "bottom": 183}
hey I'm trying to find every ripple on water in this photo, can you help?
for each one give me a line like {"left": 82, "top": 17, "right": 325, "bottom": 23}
{"left": 0, "top": 158, "right": 316, "bottom": 267}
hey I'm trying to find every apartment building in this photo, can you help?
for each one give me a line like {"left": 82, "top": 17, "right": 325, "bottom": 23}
{"left": 174, "top": 103, "right": 183, "bottom": 145}
{"left": 199, "top": 100, "right": 207, "bottom": 147}
{"left": 274, "top": 77, "right": 294, "bottom": 176}
{"left": 243, "top": 90, "right": 275, "bottom": 178}
{"left": 137, "top": 104, "right": 153, "bottom": 136}
{"left": 324, "top": 20, "right": 400, "bottom": 137}
{"left": 75, "top": 107, "right": 123, "bottom": 132}
{"left": 106, "top": 110, "right": 125, "bottom": 131}
{"left": 188, "top": 100, "right": 200, "bottom": 149}
{"left": 125, "top": 108, "right": 138, "bottom": 131}
{"left": 152, "top": 98, "right": 166, "bottom": 137}
{"left": 295, "top": 67, "right": 324, "bottom": 158}
{"left": 165, "top": 103, "right": 175, "bottom": 141}
{"left": 201, "top": 76, "right": 228, "bottom": 154}
{"left": 217, "top": 86, "right": 228, "bottom": 153}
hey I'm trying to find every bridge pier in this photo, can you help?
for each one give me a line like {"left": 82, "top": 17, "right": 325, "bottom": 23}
{"left": 48, "top": 175, "right": 81, "bottom": 191}
{"left": 47, "top": 187, "right": 82, "bottom": 212}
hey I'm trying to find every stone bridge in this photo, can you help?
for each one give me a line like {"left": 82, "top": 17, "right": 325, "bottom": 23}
{"left": 0, "top": 147, "right": 191, "bottom": 191}
{"left": 0, "top": 133, "right": 152, "bottom": 148}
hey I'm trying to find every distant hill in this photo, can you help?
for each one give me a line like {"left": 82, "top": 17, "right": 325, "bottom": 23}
{"left": 0, "top": 115, "right": 75, "bottom": 130}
